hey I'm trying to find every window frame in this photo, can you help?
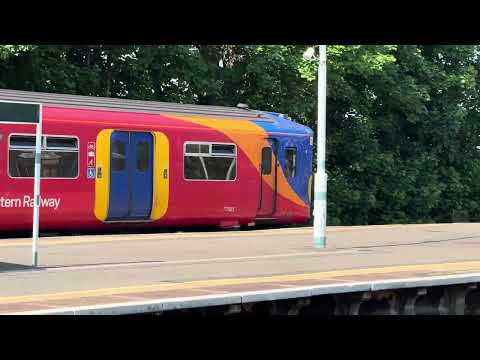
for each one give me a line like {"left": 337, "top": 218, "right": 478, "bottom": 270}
{"left": 135, "top": 140, "right": 149, "bottom": 173}
{"left": 183, "top": 141, "right": 237, "bottom": 182}
{"left": 110, "top": 139, "right": 127, "bottom": 172}
{"left": 8, "top": 133, "right": 80, "bottom": 180}
{"left": 285, "top": 147, "right": 297, "bottom": 178}
{"left": 261, "top": 147, "right": 272, "bottom": 175}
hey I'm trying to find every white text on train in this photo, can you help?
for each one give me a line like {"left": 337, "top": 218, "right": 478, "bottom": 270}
{"left": 0, "top": 196, "right": 61, "bottom": 210}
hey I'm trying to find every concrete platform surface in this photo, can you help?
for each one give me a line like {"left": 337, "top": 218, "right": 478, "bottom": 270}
{"left": 1, "top": 223, "right": 480, "bottom": 314}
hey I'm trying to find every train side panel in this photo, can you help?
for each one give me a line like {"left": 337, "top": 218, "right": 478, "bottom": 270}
{"left": 0, "top": 121, "right": 94, "bottom": 231}
{"left": 0, "top": 106, "right": 312, "bottom": 232}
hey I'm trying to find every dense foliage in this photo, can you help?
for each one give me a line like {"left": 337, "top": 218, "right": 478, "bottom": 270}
{"left": 1, "top": 45, "right": 480, "bottom": 225}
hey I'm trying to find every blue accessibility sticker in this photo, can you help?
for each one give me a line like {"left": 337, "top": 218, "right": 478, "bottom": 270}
{"left": 87, "top": 167, "right": 96, "bottom": 179}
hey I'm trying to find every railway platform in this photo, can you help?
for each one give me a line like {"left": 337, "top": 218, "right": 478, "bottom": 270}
{"left": 1, "top": 223, "right": 480, "bottom": 315}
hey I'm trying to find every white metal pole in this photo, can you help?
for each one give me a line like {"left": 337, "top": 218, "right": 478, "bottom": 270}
{"left": 313, "top": 45, "right": 327, "bottom": 248}
{"left": 32, "top": 105, "right": 42, "bottom": 267}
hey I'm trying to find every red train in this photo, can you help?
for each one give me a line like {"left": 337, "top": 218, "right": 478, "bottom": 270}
{"left": 0, "top": 89, "right": 313, "bottom": 232}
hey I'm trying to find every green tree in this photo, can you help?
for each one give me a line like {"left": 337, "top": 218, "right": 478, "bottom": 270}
{"left": 1, "top": 44, "right": 480, "bottom": 226}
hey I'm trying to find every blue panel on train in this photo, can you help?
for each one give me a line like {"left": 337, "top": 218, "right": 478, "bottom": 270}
{"left": 108, "top": 131, "right": 130, "bottom": 219}
{"left": 130, "top": 132, "right": 153, "bottom": 218}
{"left": 107, "top": 131, "right": 153, "bottom": 220}
{"left": 254, "top": 113, "right": 313, "bottom": 206}
{"left": 273, "top": 135, "right": 312, "bottom": 206}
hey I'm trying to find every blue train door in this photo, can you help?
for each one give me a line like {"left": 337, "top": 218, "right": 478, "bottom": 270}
{"left": 257, "top": 139, "right": 278, "bottom": 218}
{"left": 107, "top": 131, "right": 153, "bottom": 221}
{"left": 130, "top": 132, "right": 153, "bottom": 218}
{"left": 108, "top": 131, "right": 130, "bottom": 219}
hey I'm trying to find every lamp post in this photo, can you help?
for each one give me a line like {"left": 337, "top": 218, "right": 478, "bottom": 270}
{"left": 32, "top": 106, "right": 42, "bottom": 267}
{"left": 304, "top": 45, "right": 327, "bottom": 249}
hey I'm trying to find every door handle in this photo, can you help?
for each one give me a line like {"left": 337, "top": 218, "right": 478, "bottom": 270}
{"left": 163, "top": 169, "right": 168, "bottom": 179}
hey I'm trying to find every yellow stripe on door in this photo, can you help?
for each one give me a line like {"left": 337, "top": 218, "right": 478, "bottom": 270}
{"left": 151, "top": 132, "right": 169, "bottom": 221}
{"left": 94, "top": 129, "right": 113, "bottom": 221}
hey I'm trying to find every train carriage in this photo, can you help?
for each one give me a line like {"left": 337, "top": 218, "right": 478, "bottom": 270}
{"left": 0, "top": 89, "right": 313, "bottom": 232}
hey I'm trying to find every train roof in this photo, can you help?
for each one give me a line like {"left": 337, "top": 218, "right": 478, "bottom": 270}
{"left": 0, "top": 88, "right": 272, "bottom": 121}
{"left": 0, "top": 88, "right": 313, "bottom": 137}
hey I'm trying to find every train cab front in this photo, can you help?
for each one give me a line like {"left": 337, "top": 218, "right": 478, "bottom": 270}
{"left": 253, "top": 111, "right": 314, "bottom": 225}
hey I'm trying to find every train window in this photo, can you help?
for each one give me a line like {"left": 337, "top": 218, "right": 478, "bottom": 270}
{"left": 184, "top": 156, "right": 208, "bottom": 179}
{"left": 204, "top": 157, "right": 236, "bottom": 180}
{"left": 261, "top": 147, "right": 272, "bottom": 175}
{"left": 47, "top": 137, "right": 78, "bottom": 149}
{"left": 111, "top": 140, "right": 126, "bottom": 171}
{"left": 184, "top": 142, "right": 237, "bottom": 181}
{"left": 136, "top": 141, "right": 149, "bottom": 173}
{"left": 38, "top": 151, "right": 78, "bottom": 178}
{"left": 212, "top": 144, "right": 235, "bottom": 156}
{"left": 9, "top": 150, "right": 35, "bottom": 177}
{"left": 285, "top": 148, "right": 297, "bottom": 178}
{"left": 8, "top": 134, "right": 79, "bottom": 178}
{"left": 185, "top": 143, "right": 200, "bottom": 154}
{"left": 10, "top": 135, "right": 36, "bottom": 147}
{"left": 186, "top": 143, "right": 210, "bottom": 155}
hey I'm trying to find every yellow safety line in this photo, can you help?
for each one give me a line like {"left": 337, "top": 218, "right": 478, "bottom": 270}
{"left": 2, "top": 260, "right": 480, "bottom": 305}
